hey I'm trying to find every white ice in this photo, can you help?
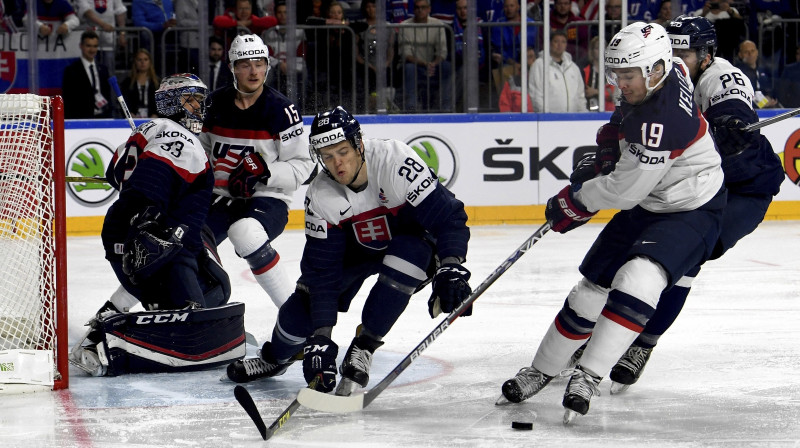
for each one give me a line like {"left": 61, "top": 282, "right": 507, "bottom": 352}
{"left": 1, "top": 222, "right": 799, "bottom": 447}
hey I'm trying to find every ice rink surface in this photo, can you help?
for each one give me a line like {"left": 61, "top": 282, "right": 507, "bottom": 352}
{"left": 2, "top": 221, "right": 799, "bottom": 447}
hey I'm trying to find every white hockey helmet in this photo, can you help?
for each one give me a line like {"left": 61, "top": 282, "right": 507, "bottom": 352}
{"left": 228, "top": 34, "right": 270, "bottom": 92}
{"left": 155, "top": 73, "right": 208, "bottom": 134}
{"left": 605, "top": 22, "right": 672, "bottom": 99}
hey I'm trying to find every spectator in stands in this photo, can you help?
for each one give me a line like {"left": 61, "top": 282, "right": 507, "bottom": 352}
{"left": 695, "top": 0, "right": 741, "bottom": 22}
{"left": 213, "top": 0, "right": 276, "bottom": 37}
{"left": 453, "top": 0, "right": 484, "bottom": 110}
{"left": 388, "top": 0, "right": 413, "bottom": 23}
{"left": 1, "top": 0, "right": 24, "bottom": 32}
{"left": 589, "top": 0, "right": 624, "bottom": 46}
{"left": 498, "top": 47, "right": 534, "bottom": 112}
{"left": 736, "top": 40, "right": 780, "bottom": 109}
{"left": 264, "top": 1, "right": 306, "bottom": 98}
{"left": 490, "top": 0, "right": 538, "bottom": 95}
{"left": 132, "top": 0, "right": 177, "bottom": 75}
{"left": 547, "top": 0, "right": 589, "bottom": 63}
{"left": 581, "top": 35, "right": 619, "bottom": 111}
{"left": 652, "top": 0, "right": 672, "bottom": 26}
{"left": 627, "top": 0, "right": 660, "bottom": 21}
{"left": 430, "top": 0, "right": 456, "bottom": 21}
{"left": 176, "top": 0, "right": 201, "bottom": 73}
{"left": 62, "top": 30, "right": 112, "bottom": 119}
{"left": 356, "top": 0, "right": 397, "bottom": 109}
{"left": 23, "top": 0, "right": 80, "bottom": 37}
{"left": 120, "top": 49, "right": 159, "bottom": 118}
{"left": 76, "top": 0, "right": 127, "bottom": 77}
{"left": 399, "top": 0, "right": 452, "bottom": 112}
{"left": 778, "top": 46, "right": 800, "bottom": 107}
{"left": 528, "top": 30, "right": 586, "bottom": 112}
{"left": 206, "top": 35, "right": 233, "bottom": 91}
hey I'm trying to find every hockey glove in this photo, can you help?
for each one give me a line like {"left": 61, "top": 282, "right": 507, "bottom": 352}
{"left": 570, "top": 152, "right": 599, "bottom": 185}
{"left": 595, "top": 123, "right": 621, "bottom": 175}
{"left": 122, "top": 207, "right": 187, "bottom": 284}
{"left": 545, "top": 185, "right": 596, "bottom": 234}
{"left": 303, "top": 335, "right": 338, "bottom": 393}
{"left": 710, "top": 115, "right": 757, "bottom": 156}
{"left": 428, "top": 264, "right": 472, "bottom": 318}
{"left": 229, "top": 152, "right": 270, "bottom": 198}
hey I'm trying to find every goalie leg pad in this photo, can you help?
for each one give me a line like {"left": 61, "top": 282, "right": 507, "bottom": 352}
{"left": 93, "top": 303, "right": 246, "bottom": 376}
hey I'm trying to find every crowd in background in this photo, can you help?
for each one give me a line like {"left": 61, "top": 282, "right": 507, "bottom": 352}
{"left": 5, "top": 0, "right": 800, "bottom": 116}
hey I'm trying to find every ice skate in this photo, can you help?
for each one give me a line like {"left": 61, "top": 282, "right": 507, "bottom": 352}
{"left": 335, "top": 334, "right": 384, "bottom": 396}
{"left": 496, "top": 366, "right": 554, "bottom": 405}
{"left": 69, "top": 344, "right": 106, "bottom": 377}
{"left": 226, "top": 342, "right": 292, "bottom": 383}
{"left": 562, "top": 366, "right": 602, "bottom": 424}
{"left": 609, "top": 344, "right": 653, "bottom": 394}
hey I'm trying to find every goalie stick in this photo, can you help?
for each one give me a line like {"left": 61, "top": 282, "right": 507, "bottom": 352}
{"left": 296, "top": 222, "right": 552, "bottom": 413}
{"left": 234, "top": 376, "right": 321, "bottom": 440}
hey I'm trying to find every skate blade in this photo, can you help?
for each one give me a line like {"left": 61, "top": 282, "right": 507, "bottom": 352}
{"left": 563, "top": 409, "right": 580, "bottom": 425}
{"left": 610, "top": 382, "right": 631, "bottom": 395}
{"left": 335, "top": 378, "right": 358, "bottom": 396}
{"left": 495, "top": 394, "right": 514, "bottom": 406}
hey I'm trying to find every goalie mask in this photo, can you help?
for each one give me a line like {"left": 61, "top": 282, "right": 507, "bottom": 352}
{"left": 155, "top": 73, "right": 209, "bottom": 134}
{"left": 605, "top": 22, "right": 672, "bottom": 103}
{"left": 309, "top": 106, "right": 364, "bottom": 184}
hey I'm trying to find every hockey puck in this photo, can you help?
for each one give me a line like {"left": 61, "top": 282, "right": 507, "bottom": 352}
{"left": 511, "top": 421, "right": 533, "bottom": 430}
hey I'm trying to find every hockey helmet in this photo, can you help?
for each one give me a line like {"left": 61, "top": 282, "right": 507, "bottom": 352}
{"left": 665, "top": 15, "right": 717, "bottom": 63}
{"left": 228, "top": 34, "right": 270, "bottom": 91}
{"left": 308, "top": 106, "right": 364, "bottom": 178}
{"left": 155, "top": 73, "right": 208, "bottom": 134}
{"left": 605, "top": 22, "right": 673, "bottom": 100}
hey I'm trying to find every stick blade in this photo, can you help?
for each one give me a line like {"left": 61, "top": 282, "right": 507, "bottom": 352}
{"left": 234, "top": 385, "right": 268, "bottom": 440}
{"left": 296, "top": 388, "right": 366, "bottom": 413}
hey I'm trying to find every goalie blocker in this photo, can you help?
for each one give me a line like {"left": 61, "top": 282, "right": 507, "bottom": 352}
{"left": 89, "top": 302, "right": 246, "bottom": 376}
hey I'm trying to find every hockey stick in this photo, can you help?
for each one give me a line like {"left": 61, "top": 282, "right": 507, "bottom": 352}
{"left": 234, "top": 375, "right": 321, "bottom": 440}
{"left": 743, "top": 106, "right": 800, "bottom": 132}
{"left": 66, "top": 176, "right": 108, "bottom": 183}
{"left": 297, "top": 222, "right": 552, "bottom": 413}
{"left": 108, "top": 76, "right": 137, "bottom": 131}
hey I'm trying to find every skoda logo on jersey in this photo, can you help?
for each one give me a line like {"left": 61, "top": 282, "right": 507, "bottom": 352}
{"left": 784, "top": 129, "right": 800, "bottom": 186}
{"left": 405, "top": 133, "right": 459, "bottom": 188}
{"left": 66, "top": 140, "right": 117, "bottom": 206}
{"left": 669, "top": 35, "right": 691, "bottom": 49}
{"left": 0, "top": 51, "right": 17, "bottom": 93}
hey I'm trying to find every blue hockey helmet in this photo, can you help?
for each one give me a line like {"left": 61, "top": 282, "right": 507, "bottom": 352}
{"left": 308, "top": 106, "right": 364, "bottom": 182}
{"left": 155, "top": 73, "right": 208, "bottom": 134}
{"left": 665, "top": 15, "right": 717, "bottom": 62}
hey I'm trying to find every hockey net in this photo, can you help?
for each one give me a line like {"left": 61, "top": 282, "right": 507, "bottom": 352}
{"left": 0, "top": 94, "right": 67, "bottom": 392}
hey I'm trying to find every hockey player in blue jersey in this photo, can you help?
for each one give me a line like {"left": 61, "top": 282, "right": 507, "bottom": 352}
{"left": 497, "top": 22, "right": 727, "bottom": 423}
{"left": 604, "top": 16, "right": 785, "bottom": 394}
{"left": 225, "top": 106, "right": 472, "bottom": 396}
{"left": 199, "top": 34, "right": 316, "bottom": 310}
{"left": 70, "top": 74, "right": 241, "bottom": 377}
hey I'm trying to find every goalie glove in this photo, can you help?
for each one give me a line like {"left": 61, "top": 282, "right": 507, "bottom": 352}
{"left": 229, "top": 152, "right": 271, "bottom": 198}
{"left": 122, "top": 207, "right": 187, "bottom": 284}
{"left": 303, "top": 335, "right": 338, "bottom": 393}
{"left": 545, "top": 185, "right": 596, "bottom": 234}
{"left": 428, "top": 263, "right": 472, "bottom": 318}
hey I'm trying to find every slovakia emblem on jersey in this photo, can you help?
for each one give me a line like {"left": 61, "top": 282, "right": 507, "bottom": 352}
{"left": 353, "top": 216, "right": 392, "bottom": 250}
{"left": 0, "top": 52, "right": 17, "bottom": 94}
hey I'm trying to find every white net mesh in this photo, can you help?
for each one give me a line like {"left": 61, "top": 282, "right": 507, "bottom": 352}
{"left": 0, "top": 95, "right": 59, "bottom": 383}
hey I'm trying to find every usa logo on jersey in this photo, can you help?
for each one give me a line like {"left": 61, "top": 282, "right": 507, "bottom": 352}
{"left": 353, "top": 216, "right": 392, "bottom": 250}
{"left": 0, "top": 52, "right": 17, "bottom": 93}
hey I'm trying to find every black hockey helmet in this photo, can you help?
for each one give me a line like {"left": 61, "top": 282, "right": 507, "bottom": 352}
{"left": 665, "top": 15, "right": 717, "bottom": 63}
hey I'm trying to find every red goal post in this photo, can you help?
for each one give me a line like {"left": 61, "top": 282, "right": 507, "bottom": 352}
{"left": 0, "top": 94, "right": 68, "bottom": 392}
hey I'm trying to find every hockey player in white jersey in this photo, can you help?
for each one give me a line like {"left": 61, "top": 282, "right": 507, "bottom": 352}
{"left": 498, "top": 22, "right": 727, "bottom": 423}
{"left": 605, "top": 15, "right": 784, "bottom": 393}
{"left": 199, "top": 34, "right": 316, "bottom": 309}
{"left": 226, "top": 106, "right": 471, "bottom": 396}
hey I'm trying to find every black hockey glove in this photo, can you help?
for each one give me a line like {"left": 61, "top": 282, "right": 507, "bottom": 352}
{"left": 710, "top": 115, "right": 758, "bottom": 156}
{"left": 303, "top": 335, "right": 338, "bottom": 393}
{"left": 229, "top": 152, "right": 270, "bottom": 198}
{"left": 545, "top": 185, "right": 596, "bottom": 234}
{"left": 428, "top": 264, "right": 472, "bottom": 318}
{"left": 122, "top": 207, "right": 186, "bottom": 284}
{"left": 571, "top": 124, "right": 621, "bottom": 185}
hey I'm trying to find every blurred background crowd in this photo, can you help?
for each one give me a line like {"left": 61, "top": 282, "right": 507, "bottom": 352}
{"left": 5, "top": 0, "right": 799, "bottom": 116}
